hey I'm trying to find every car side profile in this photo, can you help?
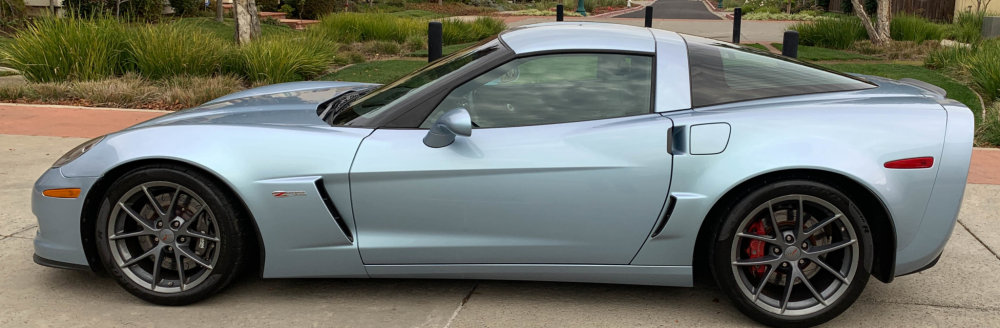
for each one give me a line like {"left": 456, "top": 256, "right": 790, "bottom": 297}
{"left": 32, "top": 23, "right": 972, "bottom": 327}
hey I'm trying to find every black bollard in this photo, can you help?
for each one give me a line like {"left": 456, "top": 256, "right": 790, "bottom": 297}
{"left": 644, "top": 6, "right": 653, "bottom": 27}
{"left": 782, "top": 30, "right": 800, "bottom": 58}
{"left": 428, "top": 22, "right": 442, "bottom": 62}
{"left": 557, "top": 4, "right": 564, "bottom": 21}
{"left": 732, "top": 7, "right": 742, "bottom": 44}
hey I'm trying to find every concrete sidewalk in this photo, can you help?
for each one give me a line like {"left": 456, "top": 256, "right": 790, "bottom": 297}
{"left": 2, "top": 104, "right": 999, "bottom": 327}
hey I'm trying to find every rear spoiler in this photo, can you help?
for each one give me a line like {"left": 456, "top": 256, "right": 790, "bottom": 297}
{"left": 897, "top": 78, "right": 947, "bottom": 97}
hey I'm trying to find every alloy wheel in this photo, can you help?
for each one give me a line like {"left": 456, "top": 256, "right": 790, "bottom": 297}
{"left": 106, "top": 181, "right": 221, "bottom": 293}
{"left": 729, "top": 194, "right": 860, "bottom": 316}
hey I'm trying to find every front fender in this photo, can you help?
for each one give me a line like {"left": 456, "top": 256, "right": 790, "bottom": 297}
{"left": 60, "top": 124, "right": 374, "bottom": 278}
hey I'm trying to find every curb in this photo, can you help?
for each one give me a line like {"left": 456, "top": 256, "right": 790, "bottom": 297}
{"left": 0, "top": 102, "right": 170, "bottom": 113}
{"left": 592, "top": 4, "right": 647, "bottom": 18}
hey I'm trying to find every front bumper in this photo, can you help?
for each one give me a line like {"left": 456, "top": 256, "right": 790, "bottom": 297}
{"left": 32, "top": 168, "right": 98, "bottom": 269}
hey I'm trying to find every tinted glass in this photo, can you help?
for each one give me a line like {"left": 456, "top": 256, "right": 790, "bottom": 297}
{"left": 685, "top": 38, "right": 874, "bottom": 107}
{"left": 329, "top": 38, "right": 500, "bottom": 126}
{"left": 421, "top": 53, "right": 653, "bottom": 128}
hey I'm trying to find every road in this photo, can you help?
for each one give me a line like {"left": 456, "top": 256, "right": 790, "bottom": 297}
{"left": 616, "top": 0, "right": 722, "bottom": 20}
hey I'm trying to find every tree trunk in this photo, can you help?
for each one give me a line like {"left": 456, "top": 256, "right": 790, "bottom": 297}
{"left": 233, "top": 0, "right": 261, "bottom": 45}
{"left": 850, "top": 0, "right": 891, "bottom": 46}
{"left": 216, "top": 0, "right": 224, "bottom": 22}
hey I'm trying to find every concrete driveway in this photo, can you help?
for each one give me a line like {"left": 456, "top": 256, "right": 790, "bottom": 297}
{"left": 2, "top": 105, "right": 999, "bottom": 327}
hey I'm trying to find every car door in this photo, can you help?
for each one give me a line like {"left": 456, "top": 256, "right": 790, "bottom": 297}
{"left": 349, "top": 52, "right": 673, "bottom": 265}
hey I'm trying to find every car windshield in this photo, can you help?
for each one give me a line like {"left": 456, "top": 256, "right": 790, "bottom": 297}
{"left": 329, "top": 38, "right": 501, "bottom": 126}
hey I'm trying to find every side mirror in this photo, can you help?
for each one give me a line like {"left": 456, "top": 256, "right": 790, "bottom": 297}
{"left": 423, "top": 108, "right": 472, "bottom": 148}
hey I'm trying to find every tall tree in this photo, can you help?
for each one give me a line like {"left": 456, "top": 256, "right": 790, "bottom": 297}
{"left": 216, "top": 0, "right": 224, "bottom": 22}
{"left": 850, "top": 0, "right": 891, "bottom": 46}
{"left": 233, "top": 0, "right": 261, "bottom": 45}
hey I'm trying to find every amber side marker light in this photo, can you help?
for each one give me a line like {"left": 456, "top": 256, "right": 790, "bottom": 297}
{"left": 884, "top": 157, "right": 934, "bottom": 169}
{"left": 42, "top": 188, "right": 81, "bottom": 198}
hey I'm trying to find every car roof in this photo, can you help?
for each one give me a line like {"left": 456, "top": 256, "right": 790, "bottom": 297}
{"left": 499, "top": 22, "right": 675, "bottom": 54}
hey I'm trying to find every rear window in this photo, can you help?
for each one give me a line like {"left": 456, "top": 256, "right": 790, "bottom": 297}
{"left": 684, "top": 36, "right": 874, "bottom": 107}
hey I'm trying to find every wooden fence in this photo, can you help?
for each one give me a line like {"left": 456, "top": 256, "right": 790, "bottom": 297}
{"left": 826, "top": 0, "right": 957, "bottom": 22}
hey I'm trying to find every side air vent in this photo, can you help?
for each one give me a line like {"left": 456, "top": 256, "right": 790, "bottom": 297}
{"left": 650, "top": 196, "right": 677, "bottom": 238}
{"left": 314, "top": 180, "right": 354, "bottom": 243}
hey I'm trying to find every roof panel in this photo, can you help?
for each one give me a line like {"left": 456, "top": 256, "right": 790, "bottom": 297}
{"left": 499, "top": 22, "right": 656, "bottom": 54}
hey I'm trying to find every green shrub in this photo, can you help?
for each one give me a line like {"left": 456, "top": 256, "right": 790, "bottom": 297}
{"left": 442, "top": 17, "right": 505, "bottom": 44}
{"left": 294, "top": 0, "right": 340, "bottom": 20}
{"left": 890, "top": 14, "right": 945, "bottom": 44}
{"left": 964, "top": 40, "right": 1000, "bottom": 101}
{"left": 945, "top": 11, "right": 985, "bottom": 44}
{"left": 126, "top": 23, "right": 232, "bottom": 79}
{"left": 924, "top": 46, "right": 973, "bottom": 71}
{"left": 237, "top": 36, "right": 337, "bottom": 84}
{"left": 116, "top": 0, "right": 165, "bottom": 22}
{"left": 358, "top": 40, "right": 403, "bottom": 56}
{"left": 980, "top": 103, "right": 1000, "bottom": 146}
{"left": 792, "top": 16, "right": 867, "bottom": 49}
{"left": 403, "top": 34, "right": 426, "bottom": 52}
{"left": 169, "top": 0, "right": 203, "bottom": 16}
{"left": 309, "top": 13, "right": 504, "bottom": 45}
{"left": 309, "top": 13, "right": 424, "bottom": 43}
{"left": 2, "top": 16, "right": 128, "bottom": 82}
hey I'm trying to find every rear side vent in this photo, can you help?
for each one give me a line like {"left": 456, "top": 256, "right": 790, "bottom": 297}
{"left": 650, "top": 196, "right": 677, "bottom": 238}
{"left": 314, "top": 180, "right": 354, "bottom": 243}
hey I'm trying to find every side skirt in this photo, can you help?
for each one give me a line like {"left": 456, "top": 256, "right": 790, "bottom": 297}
{"left": 364, "top": 264, "right": 693, "bottom": 287}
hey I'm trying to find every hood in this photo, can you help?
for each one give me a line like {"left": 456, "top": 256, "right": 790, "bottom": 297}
{"left": 129, "top": 81, "right": 379, "bottom": 129}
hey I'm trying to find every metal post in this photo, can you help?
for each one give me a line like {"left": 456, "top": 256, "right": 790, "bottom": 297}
{"left": 782, "top": 30, "right": 799, "bottom": 58}
{"left": 556, "top": 4, "right": 564, "bottom": 21}
{"left": 732, "top": 7, "right": 742, "bottom": 44}
{"left": 428, "top": 22, "right": 443, "bottom": 62}
{"left": 644, "top": 6, "right": 653, "bottom": 28}
{"left": 576, "top": 0, "right": 587, "bottom": 16}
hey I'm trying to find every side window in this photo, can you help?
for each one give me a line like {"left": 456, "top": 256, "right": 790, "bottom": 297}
{"left": 686, "top": 38, "right": 874, "bottom": 107}
{"left": 420, "top": 53, "right": 653, "bottom": 129}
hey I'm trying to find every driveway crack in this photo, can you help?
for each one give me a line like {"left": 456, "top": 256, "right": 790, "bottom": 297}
{"left": 443, "top": 282, "right": 479, "bottom": 328}
{"left": 958, "top": 220, "right": 1000, "bottom": 262}
{"left": 862, "top": 299, "right": 1000, "bottom": 312}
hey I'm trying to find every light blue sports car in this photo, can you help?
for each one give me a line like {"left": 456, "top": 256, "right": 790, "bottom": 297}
{"left": 32, "top": 23, "right": 973, "bottom": 327}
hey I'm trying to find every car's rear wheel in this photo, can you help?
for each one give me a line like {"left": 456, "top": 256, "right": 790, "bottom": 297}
{"left": 711, "top": 180, "right": 871, "bottom": 327}
{"left": 95, "top": 165, "right": 247, "bottom": 305}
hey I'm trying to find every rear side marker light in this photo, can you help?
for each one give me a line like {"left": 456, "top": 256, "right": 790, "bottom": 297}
{"left": 884, "top": 157, "right": 934, "bottom": 169}
{"left": 42, "top": 188, "right": 81, "bottom": 198}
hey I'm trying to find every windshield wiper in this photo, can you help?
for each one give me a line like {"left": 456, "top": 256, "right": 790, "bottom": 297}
{"left": 321, "top": 90, "right": 368, "bottom": 124}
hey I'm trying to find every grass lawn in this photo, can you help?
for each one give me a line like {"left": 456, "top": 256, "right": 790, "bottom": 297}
{"left": 745, "top": 43, "right": 768, "bottom": 51}
{"left": 774, "top": 43, "right": 877, "bottom": 61}
{"left": 171, "top": 17, "right": 297, "bottom": 40}
{"left": 822, "top": 63, "right": 982, "bottom": 115}
{"left": 408, "top": 41, "right": 478, "bottom": 57}
{"left": 389, "top": 9, "right": 450, "bottom": 19}
{"left": 320, "top": 59, "right": 426, "bottom": 84}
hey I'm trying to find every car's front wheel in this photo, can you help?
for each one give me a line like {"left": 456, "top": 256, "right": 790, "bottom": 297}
{"left": 711, "top": 180, "right": 872, "bottom": 327}
{"left": 95, "top": 165, "right": 248, "bottom": 305}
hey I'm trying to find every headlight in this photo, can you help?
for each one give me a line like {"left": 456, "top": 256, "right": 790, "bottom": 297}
{"left": 52, "top": 136, "right": 104, "bottom": 168}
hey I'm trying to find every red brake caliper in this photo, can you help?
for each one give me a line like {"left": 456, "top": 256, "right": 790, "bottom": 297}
{"left": 744, "top": 219, "right": 768, "bottom": 277}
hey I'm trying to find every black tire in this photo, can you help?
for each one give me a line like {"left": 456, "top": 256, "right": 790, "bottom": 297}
{"left": 710, "top": 180, "right": 873, "bottom": 327}
{"left": 95, "top": 165, "right": 248, "bottom": 305}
